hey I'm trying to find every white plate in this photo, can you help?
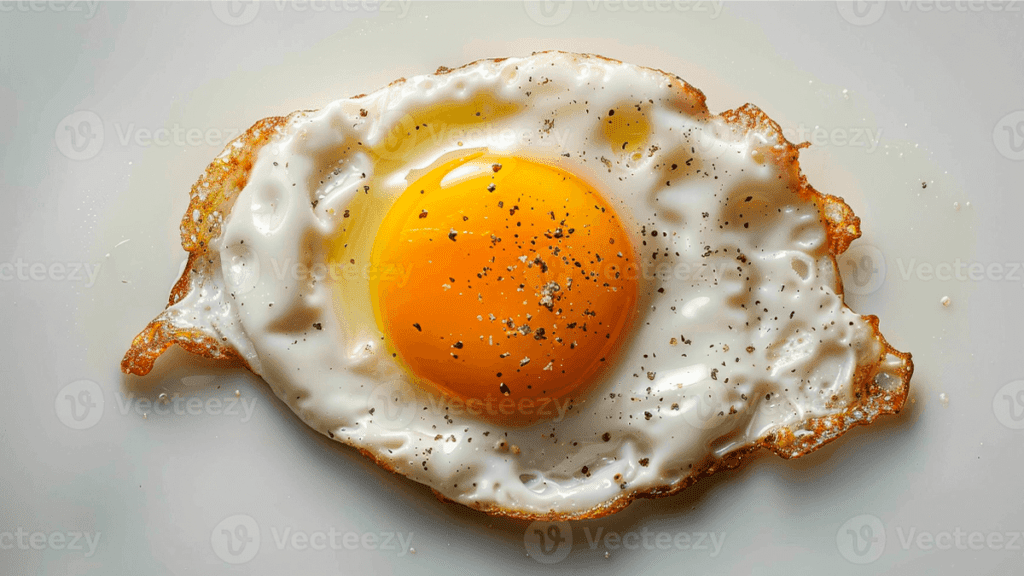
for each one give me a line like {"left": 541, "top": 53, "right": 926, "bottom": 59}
{"left": 2, "top": 2, "right": 1021, "bottom": 574}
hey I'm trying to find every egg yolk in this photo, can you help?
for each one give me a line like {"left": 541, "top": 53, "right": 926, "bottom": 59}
{"left": 370, "top": 154, "right": 638, "bottom": 425}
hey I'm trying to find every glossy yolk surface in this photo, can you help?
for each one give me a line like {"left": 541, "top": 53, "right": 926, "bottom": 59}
{"left": 370, "top": 154, "right": 638, "bottom": 425}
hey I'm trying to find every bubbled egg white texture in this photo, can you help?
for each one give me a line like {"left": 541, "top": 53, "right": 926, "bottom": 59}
{"left": 210, "top": 53, "right": 888, "bottom": 517}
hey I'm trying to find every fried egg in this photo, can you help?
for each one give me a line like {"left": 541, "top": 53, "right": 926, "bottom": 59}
{"left": 122, "top": 52, "right": 912, "bottom": 520}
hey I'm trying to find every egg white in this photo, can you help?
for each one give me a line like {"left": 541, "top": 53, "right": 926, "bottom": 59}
{"left": 184, "top": 52, "right": 909, "bottom": 518}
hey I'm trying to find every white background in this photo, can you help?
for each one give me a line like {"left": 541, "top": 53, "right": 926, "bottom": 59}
{"left": 2, "top": 1, "right": 1023, "bottom": 574}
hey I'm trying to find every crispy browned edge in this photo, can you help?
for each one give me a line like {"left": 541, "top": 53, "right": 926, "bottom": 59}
{"left": 121, "top": 51, "right": 914, "bottom": 521}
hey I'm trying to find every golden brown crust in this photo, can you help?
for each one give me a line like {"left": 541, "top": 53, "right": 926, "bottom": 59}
{"left": 119, "top": 301, "right": 248, "bottom": 376}
{"left": 121, "top": 51, "right": 912, "bottom": 520}
{"left": 121, "top": 115, "right": 295, "bottom": 375}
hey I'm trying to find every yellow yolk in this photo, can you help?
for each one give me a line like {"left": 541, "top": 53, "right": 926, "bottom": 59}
{"left": 369, "top": 154, "right": 638, "bottom": 424}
